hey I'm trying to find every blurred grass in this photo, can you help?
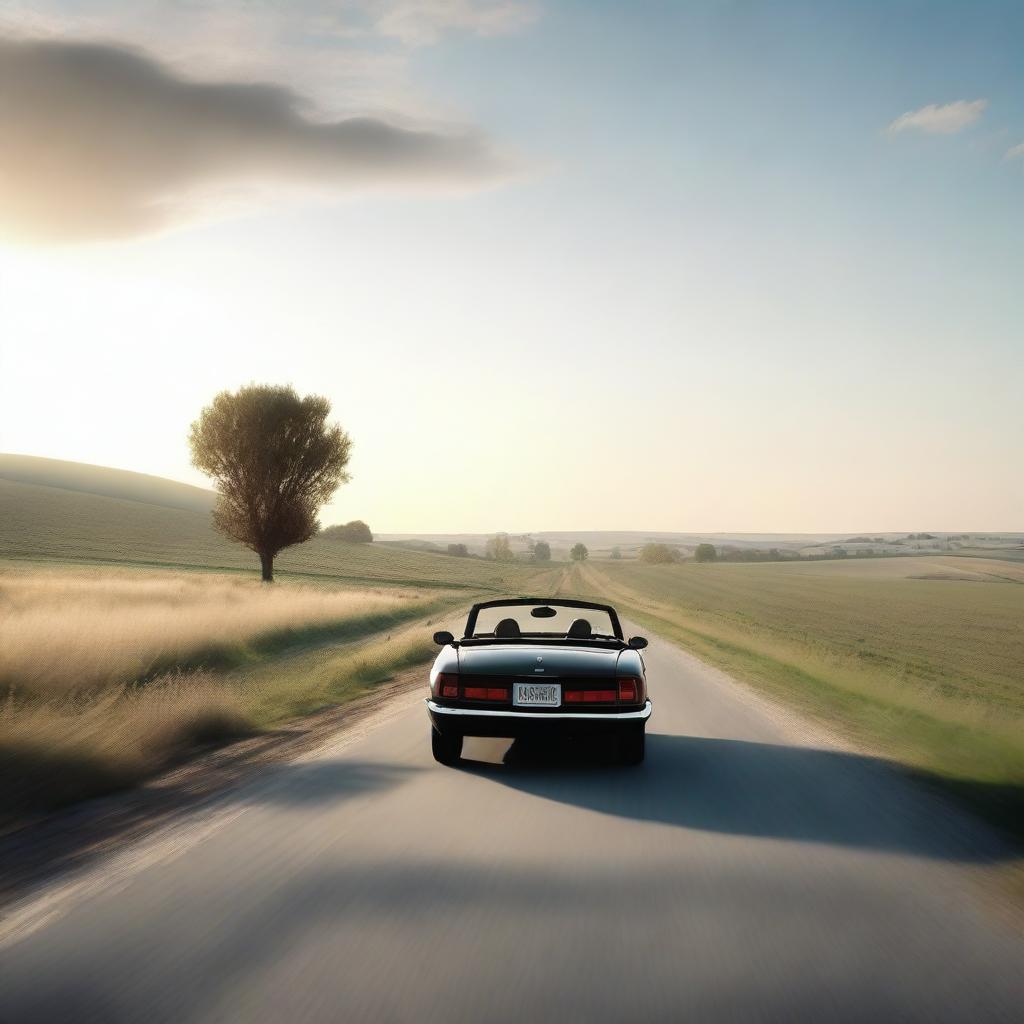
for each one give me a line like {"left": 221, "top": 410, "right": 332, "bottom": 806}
{"left": 0, "top": 565, "right": 454, "bottom": 694}
{"left": 240, "top": 621, "right": 442, "bottom": 728}
{"left": 0, "top": 470, "right": 558, "bottom": 823}
{"left": 1, "top": 671, "right": 250, "bottom": 820}
{"left": 0, "top": 563, "right": 470, "bottom": 823}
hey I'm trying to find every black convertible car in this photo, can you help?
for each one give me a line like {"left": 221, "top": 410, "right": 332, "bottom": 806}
{"left": 426, "top": 598, "right": 652, "bottom": 766}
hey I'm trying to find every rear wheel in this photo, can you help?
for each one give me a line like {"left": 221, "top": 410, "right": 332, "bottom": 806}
{"left": 616, "top": 725, "right": 645, "bottom": 766}
{"left": 431, "top": 729, "right": 463, "bottom": 766}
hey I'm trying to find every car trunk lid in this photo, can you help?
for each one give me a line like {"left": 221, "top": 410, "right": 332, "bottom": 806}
{"left": 458, "top": 644, "right": 620, "bottom": 679}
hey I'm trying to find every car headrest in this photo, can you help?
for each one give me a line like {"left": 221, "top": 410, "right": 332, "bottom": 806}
{"left": 566, "top": 618, "right": 593, "bottom": 639}
{"left": 494, "top": 618, "right": 521, "bottom": 638}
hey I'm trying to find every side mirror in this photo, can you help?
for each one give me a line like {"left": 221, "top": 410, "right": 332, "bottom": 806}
{"left": 433, "top": 630, "right": 455, "bottom": 646}
{"left": 628, "top": 636, "right": 648, "bottom": 650}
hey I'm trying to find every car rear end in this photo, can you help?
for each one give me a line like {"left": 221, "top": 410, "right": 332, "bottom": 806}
{"left": 427, "top": 655, "right": 651, "bottom": 765}
{"left": 428, "top": 670, "right": 650, "bottom": 739}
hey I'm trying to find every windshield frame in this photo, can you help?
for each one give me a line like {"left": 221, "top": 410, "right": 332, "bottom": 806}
{"left": 463, "top": 597, "right": 624, "bottom": 642}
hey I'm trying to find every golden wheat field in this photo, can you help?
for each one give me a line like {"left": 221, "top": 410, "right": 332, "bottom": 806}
{"left": 0, "top": 565, "right": 433, "bottom": 693}
{"left": 0, "top": 563, "right": 466, "bottom": 819}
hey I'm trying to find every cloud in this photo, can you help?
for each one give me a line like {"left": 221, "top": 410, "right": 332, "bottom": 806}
{"left": 1006, "top": 142, "right": 1024, "bottom": 161}
{"left": 0, "top": 37, "right": 510, "bottom": 242}
{"left": 372, "top": 0, "right": 539, "bottom": 45}
{"left": 887, "top": 99, "right": 988, "bottom": 135}
{"left": 0, "top": 2, "right": 538, "bottom": 89}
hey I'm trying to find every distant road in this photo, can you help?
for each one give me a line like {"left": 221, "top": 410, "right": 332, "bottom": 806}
{"left": 1, "top": 625, "right": 1022, "bottom": 1022}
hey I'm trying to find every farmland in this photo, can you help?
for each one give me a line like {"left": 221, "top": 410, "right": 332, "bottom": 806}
{"left": 0, "top": 563, "right": 480, "bottom": 822}
{"left": 1, "top": 567, "right": 444, "bottom": 694}
{"left": 572, "top": 556, "right": 1024, "bottom": 837}
{"left": 3, "top": 457, "right": 1022, "bottom": 843}
{"left": 0, "top": 461, "right": 560, "bottom": 821}
{"left": 0, "top": 476, "right": 548, "bottom": 592}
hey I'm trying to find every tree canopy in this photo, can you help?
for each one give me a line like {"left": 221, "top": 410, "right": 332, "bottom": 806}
{"left": 189, "top": 384, "right": 351, "bottom": 581}
{"left": 570, "top": 542, "right": 589, "bottom": 562}
{"left": 694, "top": 543, "right": 718, "bottom": 563}
{"left": 640, "top": 542, "right": 680, "bottom": 564}
{"left": 533, "top": 540, "right": 551, "bottom": 562}
{"left": 322, "top": 520, "right": 372, "bottom": 543}
{"left": 485, "top": 535, "right": 513, "bottom": 561}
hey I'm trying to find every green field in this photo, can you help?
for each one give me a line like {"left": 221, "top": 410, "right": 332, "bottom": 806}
{"left": 0, "top": 477, "right": 550, "bottom": 592}
{"left": 572, "top": 556, "right": 1024, "bottom": 839}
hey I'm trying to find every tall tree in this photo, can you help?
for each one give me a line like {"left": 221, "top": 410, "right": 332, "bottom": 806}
{"left": 533, "top": 540, "right": 551, "bottom": 562}
{"left": 189, "top": 384, "right": 352, "bottom": 582}
{"left": 570, "top": 542, "right": 589, "bottom": 562}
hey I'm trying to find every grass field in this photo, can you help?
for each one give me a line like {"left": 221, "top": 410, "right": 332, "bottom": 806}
{"left": 0, "top": 562, "right": 481, "bottom": 822}
{"left": 571, "top": 556, "right": 1024, "bottom": 839}
{"left": 5, "top": 459, "right": 1021, "bottom": 847}
{"left": 0, "top": 477, "right": 548, "bottom": 591}
{"left": 0, "top": 461, "right": 564, "bottom": 821}
{"left": 1, "top": 566, "right": 442, "bottom": 693}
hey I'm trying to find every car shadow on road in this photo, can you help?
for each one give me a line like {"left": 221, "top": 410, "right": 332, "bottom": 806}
{"left": 461, "top": 733, "right": 1019, "bottom": 863}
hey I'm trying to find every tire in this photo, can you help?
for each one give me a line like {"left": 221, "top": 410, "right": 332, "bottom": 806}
{"left": 431, "top": 728, "right": 463, "bottom": 766}
{"left": 617, "top": 725, "right": 645, "bottom": 766}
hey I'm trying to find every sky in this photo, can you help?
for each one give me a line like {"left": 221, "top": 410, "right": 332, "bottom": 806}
{"left": 0, "top": 0, "right": 1021, "bottom": 533}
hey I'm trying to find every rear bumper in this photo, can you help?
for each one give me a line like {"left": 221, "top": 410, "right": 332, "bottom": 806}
{"left": 426, "top": 698, "right": 652, "bottom": 739}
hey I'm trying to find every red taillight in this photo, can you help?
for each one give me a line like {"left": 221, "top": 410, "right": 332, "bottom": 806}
{"left": 564, "top": 689, "right": 617, "bottom": 703}
{"left": 436, "top": 673, "right": 459, "bottom": 698}
{"left": 464, "top": 686, "right": 509, "bottom": 701}
{"left": 617, "top": 677, "right": 640, "bottom": 703}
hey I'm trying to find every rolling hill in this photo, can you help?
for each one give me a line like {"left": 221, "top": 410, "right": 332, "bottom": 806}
{"left": 0, "top": 456, "right": 551, "bottom": 591}
{"left": 0, "top": 454, "right": 215, "bottom": 513}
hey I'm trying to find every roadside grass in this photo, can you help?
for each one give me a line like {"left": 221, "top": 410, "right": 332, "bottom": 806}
{"left": 0, "top": 566, "right": 447, "bottom": 693}
{"left": 0, "top": 563, "right": 471, "bottom": 823}
{"left": 239, "top": 619, "right": 446, "bottom": 728}
{"left": 0, "top": 620, "right": 450, "bottom": 825}
{"left": 1, "top": 671, "right": 249, "bottom": 820}
{"left": 573, "top": 558, "right": 1024, "bottom": 844}
{"left": 0, "top": 469, "right": 559, "bottom": 822}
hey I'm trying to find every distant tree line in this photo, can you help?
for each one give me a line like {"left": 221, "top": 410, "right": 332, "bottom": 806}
{"left": 625, "top": 540, "right": 936, "bottom": 567}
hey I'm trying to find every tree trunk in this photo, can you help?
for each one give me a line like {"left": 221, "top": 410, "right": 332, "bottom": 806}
{"left": 259, "top": 551, "right": 274, "bottom": 583}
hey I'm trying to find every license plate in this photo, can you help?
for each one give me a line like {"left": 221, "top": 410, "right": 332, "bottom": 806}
{"left": 513, "top": 682, "right": 561, "bottom": 707}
